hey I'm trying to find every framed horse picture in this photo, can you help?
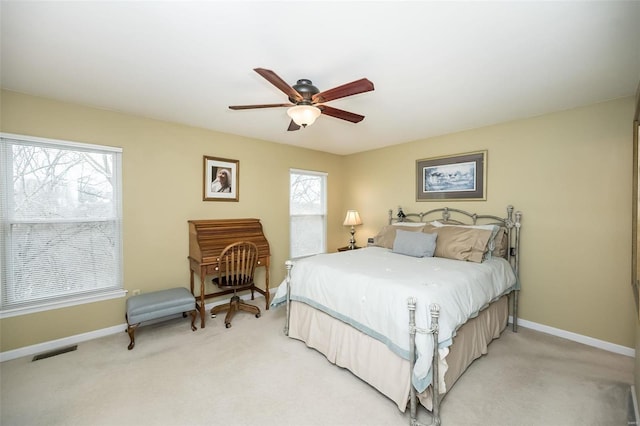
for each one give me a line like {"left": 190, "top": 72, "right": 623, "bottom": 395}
{"left": 416, "top": 151, "right": 486, "bottom": 201}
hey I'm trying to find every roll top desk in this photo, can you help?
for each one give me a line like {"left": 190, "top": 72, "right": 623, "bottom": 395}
{"left": 188, "top": 218, "right": 271, "bottom": 327}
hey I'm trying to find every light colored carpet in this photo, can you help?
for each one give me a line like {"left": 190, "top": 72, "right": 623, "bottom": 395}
{"left": 0, "top": 299, "right": 633, "bottom": 426}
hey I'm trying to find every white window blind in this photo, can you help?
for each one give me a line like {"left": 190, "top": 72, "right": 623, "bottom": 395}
{"left": 0, "top": 133, "right": 124, "bottom": 317}
{"left": 289, "top": 169, "right": 327, "bottom": 258}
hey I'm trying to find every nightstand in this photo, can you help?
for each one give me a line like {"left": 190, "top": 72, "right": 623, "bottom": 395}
{"left": 337, "top": 246, "right": 361, "bottom": 252}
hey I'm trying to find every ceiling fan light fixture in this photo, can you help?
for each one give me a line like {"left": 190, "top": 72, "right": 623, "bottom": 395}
{"left": 287, "top": 105, "right": 321, "bottom": 127}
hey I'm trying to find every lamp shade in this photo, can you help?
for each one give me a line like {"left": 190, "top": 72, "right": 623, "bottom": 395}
{"left": 287, "top": 105, "right": 321, "bottom": 127}
{"left": 343, "top": 210, "right": 362, "bottom": 226}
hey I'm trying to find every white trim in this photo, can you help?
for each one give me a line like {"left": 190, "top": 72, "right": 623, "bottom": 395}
{"left": 0, "top": 291, "right": 276, "bottom": 362}
{"left": 289, "top": 168, "right": 328, "bottom": 177}
{"left": 632, "top": 385, "right": 639, "bottom": 425}
{"left": 6, "top": 296, "right": 629, "bottom": 363}
{"left": 289, "top": 169, "right": 328, "bottom": 257}
{"left": 1, "top": 134, "right": 124, "bottom": 317}
{"left": 0, "top": 289, "right": 127, "bottom": 319}
{"left": 0, "top": 323, "right": 125, "bottom": 362}
{"left": 510, "top": 316, "right": 635, "bottom": 357}
{"left": 0, "top": 132, "right": 123, "bottom": 153}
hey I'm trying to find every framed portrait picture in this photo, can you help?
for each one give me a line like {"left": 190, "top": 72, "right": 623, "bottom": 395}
{"left": 416, "top": 150, "right": 487, "bottom": 201}
{"left": 203, "top": 156, "right": 239, "bottom": 201}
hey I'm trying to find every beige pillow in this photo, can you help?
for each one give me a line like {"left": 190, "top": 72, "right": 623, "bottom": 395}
{"left": 428, "top": 226, "right": 493, "bottom": 263}
{"left": 373, "top": 225, "right": 424, "bottom": 249}
{"left": 492, "top": 227, "right": 509, "bottom": 258}
{"left": 422, "top": 224, "right": 438, "bottom": 234}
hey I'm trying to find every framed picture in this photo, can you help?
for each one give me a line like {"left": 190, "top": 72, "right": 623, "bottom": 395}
{"left": 203, "top": 156, "right": 239, "bottom": 201}
{"left": 416, "top": 150, "right": 487, "bottom": 201}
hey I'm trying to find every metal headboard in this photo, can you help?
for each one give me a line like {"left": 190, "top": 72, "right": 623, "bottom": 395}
{"left": 389, "top": 205, "right": 522, "bottom": 328}
{"left": 390, "top": 205, "right": 517, "bottom": 228}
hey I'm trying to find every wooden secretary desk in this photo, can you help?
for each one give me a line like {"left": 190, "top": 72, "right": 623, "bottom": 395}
{"left": 188, "top": 218, "right": 271, "bottom": 328}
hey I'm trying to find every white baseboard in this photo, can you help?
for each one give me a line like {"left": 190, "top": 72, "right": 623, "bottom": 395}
{"left": 631, "top": 385, "right": 639, "bottom": 425}
{"left": 0, "top": 323, "right": 126, "bottom": 362}
{"left": 510, "top": 316, "right": 635, "bottom": 358}
{"left": 0, "top": 292, "right": 270, "bottom": 362}
{"left": 2, "top": 303, "right": 633, "bottom": 362}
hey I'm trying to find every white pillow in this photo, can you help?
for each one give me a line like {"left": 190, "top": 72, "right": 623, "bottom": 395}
{"left": 392, "top": 222, "right": 425, "bottom": 228}
{"left": 430, "top": 221, "right": 496, "bottom": 231}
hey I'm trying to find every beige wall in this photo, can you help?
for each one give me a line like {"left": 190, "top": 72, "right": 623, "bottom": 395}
{"left": 1, "top": 90, "right": 636, "bottom": 352}
{"left": 345, "top": 96, "right": 636, "bottom": 348}
{"left": 0, "top": 90, "right": 346, "bottom": 351}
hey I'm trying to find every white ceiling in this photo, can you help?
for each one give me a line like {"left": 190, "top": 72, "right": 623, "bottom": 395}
{"left": 2, "top": 1, "right": 639, "bottom": 155}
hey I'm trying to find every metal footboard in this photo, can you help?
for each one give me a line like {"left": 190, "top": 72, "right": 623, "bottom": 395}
{"left": 408, "top": 298, "right": 441, "bottom": 426}
{"left": 284, "top": 260, "right": 293, "bottom": 336}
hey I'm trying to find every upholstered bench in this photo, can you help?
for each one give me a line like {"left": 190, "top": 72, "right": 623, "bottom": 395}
{"left": 125, "top": 287, "right": 197, "bottom": 350}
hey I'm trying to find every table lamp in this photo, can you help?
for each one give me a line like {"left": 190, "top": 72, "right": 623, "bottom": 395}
{"left": 343, "top": 210, "right": 363, "bottom": 250}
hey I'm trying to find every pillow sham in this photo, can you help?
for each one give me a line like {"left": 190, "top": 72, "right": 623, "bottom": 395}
{"left": 430, "top": 221, "right": 502, "bottom": 260}
{"left": 373, "top": 225, "right": 424, "bottom": 249}
{"left": 392, "top": 229, "right": 437, "bottom": 258}
{"left": 492, "top": 227, "right": 508, "bottom": 258}
{"left": 428, "top": 226, "right": 493, "bottom": 263}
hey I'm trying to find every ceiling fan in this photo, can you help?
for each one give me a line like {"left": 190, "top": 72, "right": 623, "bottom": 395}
{"left": 229, "top": 68, "right": 375, "bottom": 131}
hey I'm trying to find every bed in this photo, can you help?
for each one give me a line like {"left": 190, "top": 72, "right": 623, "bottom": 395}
{"left": 271, "top": 206, "right": 522, "bottom": 425}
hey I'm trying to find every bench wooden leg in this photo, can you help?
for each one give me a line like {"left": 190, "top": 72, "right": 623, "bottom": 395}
{"left": 126, "top": 312, "right": 196, "bottom": 350}
{"left": 127, "top": 323, "right": 139, "bottom": 350}
{"left": 189, "top": 310, "right": 197, "bottom": 331}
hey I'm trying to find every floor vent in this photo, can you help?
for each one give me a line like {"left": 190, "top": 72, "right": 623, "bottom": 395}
{"left": 32, "top": 345, "right": 77, "bottom": 361}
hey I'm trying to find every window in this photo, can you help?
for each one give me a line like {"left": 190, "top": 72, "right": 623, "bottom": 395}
{"left": 290, "top": 169, "right": 327, "bottom": 258}
{"left": 0, "top": 133, "right": 124, "bottom": 317}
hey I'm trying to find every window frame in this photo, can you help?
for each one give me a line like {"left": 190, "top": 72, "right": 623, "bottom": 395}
{"left": 0, "top": 133, "right": 125, "bottom": 318}
{"left": 289, "top": 168, "right": 327, "bottom": 259}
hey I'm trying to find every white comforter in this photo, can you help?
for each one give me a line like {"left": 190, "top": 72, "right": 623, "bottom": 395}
{"left": 271, "top": 246, "right": 516, "bottom": 393}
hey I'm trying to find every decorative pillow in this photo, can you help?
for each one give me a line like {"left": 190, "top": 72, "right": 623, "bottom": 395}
{"left": 392, "top": 229, "right": 437, "bottom": 258}
{"left": 373, "top": 225, "right": 424, "bottom": 249}
{"left": 428, "top": 226, "right": 493, "bottom": 263}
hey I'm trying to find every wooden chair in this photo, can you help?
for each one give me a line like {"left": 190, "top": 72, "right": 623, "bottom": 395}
{"left": 210, "top": 241, "right": 261, "bottom": 328}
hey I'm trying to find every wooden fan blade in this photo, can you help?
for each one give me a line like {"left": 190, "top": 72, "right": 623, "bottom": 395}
{"left": 312, "top": 78, "right": 374, "bottom": 103}
{"left": 318, "top": 105, "right": 365, "bottom": 123}
{"left": 287, "top": 120, "right": 301, "bottom": 131}
{"left": 254, "top": 68, "right": 303, "bottom": 103}
{"left": 229, "top": 103, "right": 292, "bottom": 110}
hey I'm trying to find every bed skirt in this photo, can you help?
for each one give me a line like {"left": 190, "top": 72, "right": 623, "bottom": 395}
{"left": 287, "top": 295, "right": 509, "bottom": 412}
